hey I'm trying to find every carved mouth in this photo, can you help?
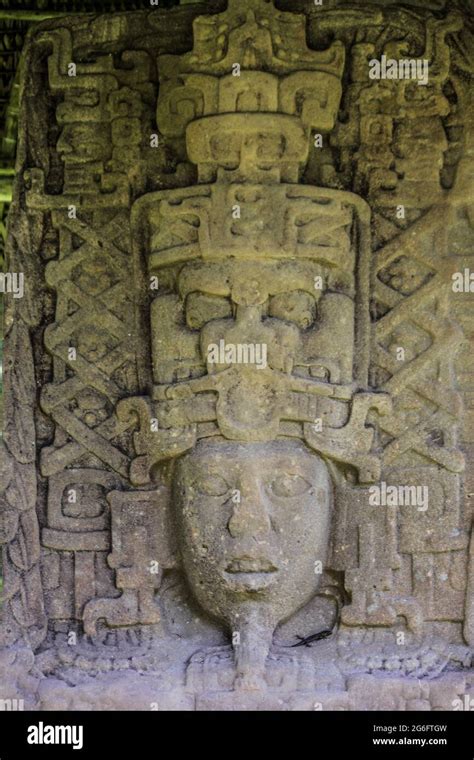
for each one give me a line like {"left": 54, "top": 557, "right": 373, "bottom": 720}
{"left": 223, "top": 558, "right": 279, "bottom": 590}
{"left": 222, "top": 569, "right": 278, "bottom": 592}
{"left": 225, "top": 558, "right": 278, "bottom": 574}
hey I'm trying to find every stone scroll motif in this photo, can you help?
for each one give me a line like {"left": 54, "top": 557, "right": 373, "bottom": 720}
{"left": 0, "top": 0, "right": 473, "bottom": 709}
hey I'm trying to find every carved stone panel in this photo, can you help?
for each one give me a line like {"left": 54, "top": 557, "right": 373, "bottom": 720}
{"left": 0, "top": 0, "right": 473, "bottom": 711}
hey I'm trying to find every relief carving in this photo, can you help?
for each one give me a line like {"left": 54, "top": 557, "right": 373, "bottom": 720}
{"left": 0, "top": 0, "right": 473, "bottom": 710}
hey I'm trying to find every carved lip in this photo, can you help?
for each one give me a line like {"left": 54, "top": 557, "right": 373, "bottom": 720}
{"left": 222, "top": 567, "right": 279, "bottom": 592}
{"left": 225, "top": 558, "right": 278, "bottom": 574}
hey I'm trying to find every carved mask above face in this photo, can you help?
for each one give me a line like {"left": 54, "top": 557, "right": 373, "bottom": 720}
{"left": 173, "top": 438, "right": 332, "bottom": 628}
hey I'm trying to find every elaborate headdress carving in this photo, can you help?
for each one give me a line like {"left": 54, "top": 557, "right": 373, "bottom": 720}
{"left": 120, "top": 0, "right": 390, "bottom": 487}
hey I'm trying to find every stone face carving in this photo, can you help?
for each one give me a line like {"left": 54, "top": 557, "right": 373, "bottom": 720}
{"left": 174, "top": 439, "right": 332, "bottom": 690}
{"left": 0, "top": 0, "right": 473, "bottom": 710}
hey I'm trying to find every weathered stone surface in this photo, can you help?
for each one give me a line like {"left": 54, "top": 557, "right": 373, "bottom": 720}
{"left": 0, "top": 0, "right": 473, "bottom": 711}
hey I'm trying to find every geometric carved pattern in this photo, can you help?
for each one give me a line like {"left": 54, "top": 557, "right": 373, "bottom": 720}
{"left": 373, "top": 207, "right": 465, "bottom": 473}
{"left": 37, "top": 214, "right": 136, "bottom": 479}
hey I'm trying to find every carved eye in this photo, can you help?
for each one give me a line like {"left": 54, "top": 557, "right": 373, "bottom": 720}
{"left": 185, "top": 292, "right": 232, "bottom": 330}
{"left": 269, "top": 291, "right": 316, "bottom": 329}
{"left": 195, "top": 475, "right": 230, "bottom": 497}
{"left": 268, "top": 474, "right": 312, "bottom": 498}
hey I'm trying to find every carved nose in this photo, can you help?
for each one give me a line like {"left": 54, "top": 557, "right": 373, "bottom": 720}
{"left": 227, "top": 499, "right": 272, "bottom": 539}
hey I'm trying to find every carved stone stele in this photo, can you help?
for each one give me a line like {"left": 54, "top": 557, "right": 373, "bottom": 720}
{"left": 0, "top": 0, "right": 473, "bottom": 710}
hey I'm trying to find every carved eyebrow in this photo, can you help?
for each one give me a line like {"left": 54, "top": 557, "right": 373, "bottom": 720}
{"left": 195, "top": 462, "right": 234, "bottom": 473}
{"left": 191, "top": 469, "right": 232, "bottom": 481}
{"left": 265, "top": 464, "right": 313, "bottom": 474}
